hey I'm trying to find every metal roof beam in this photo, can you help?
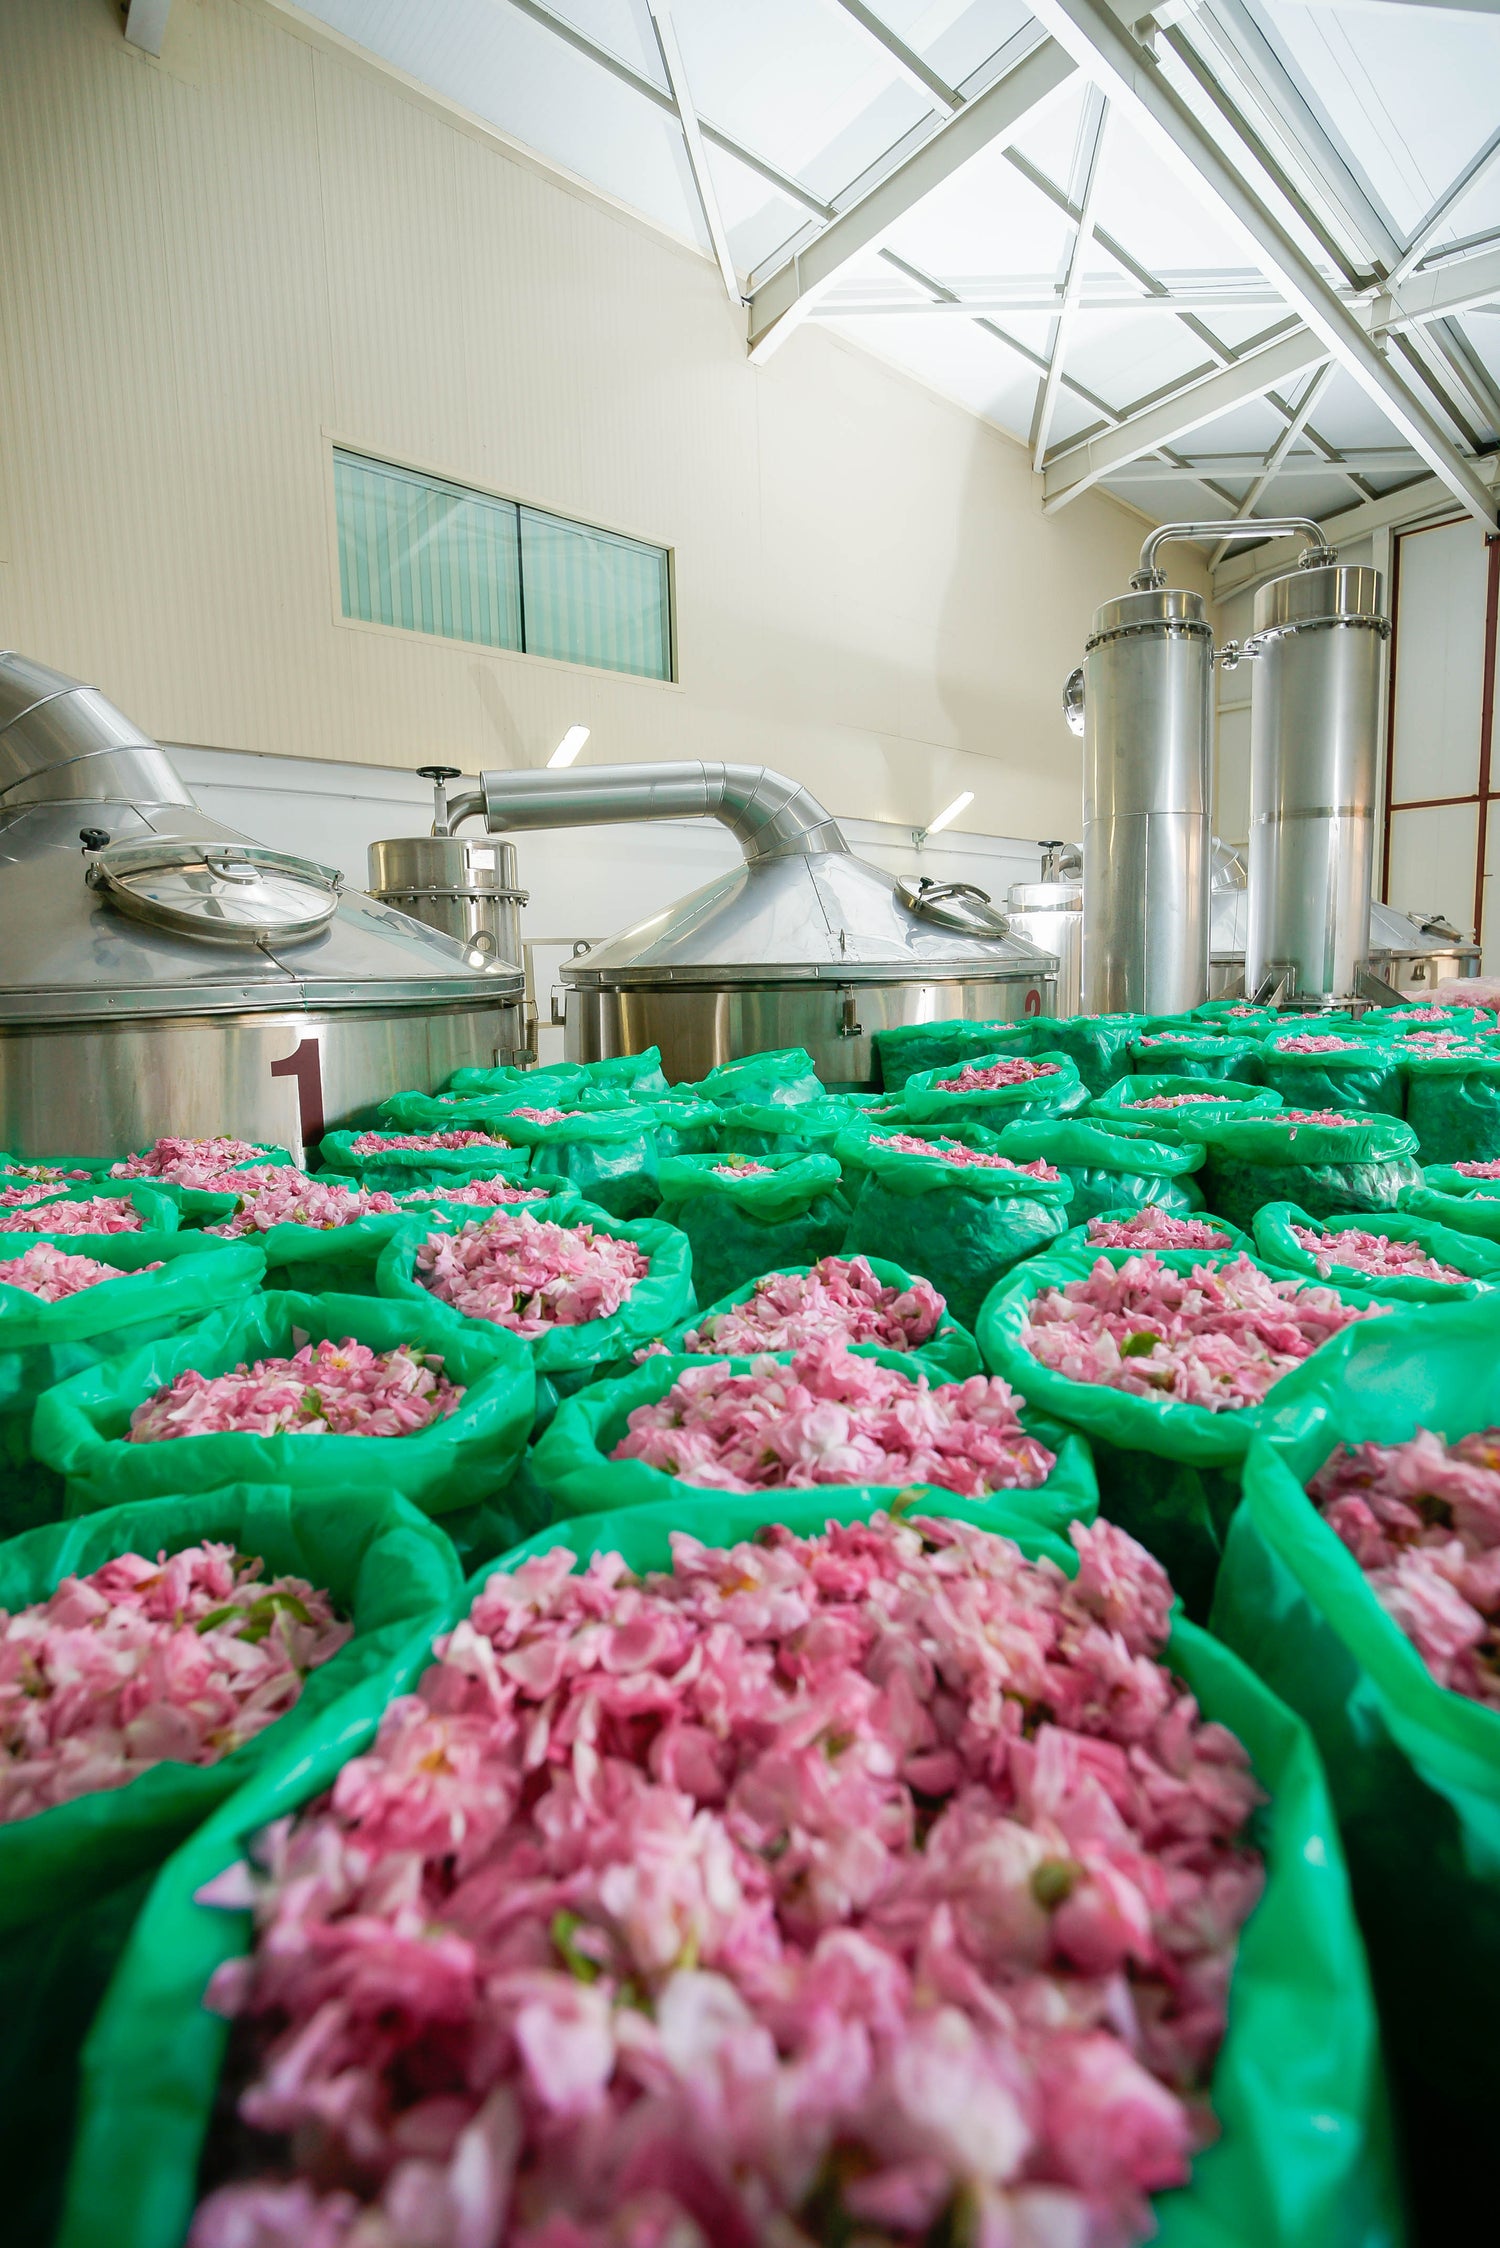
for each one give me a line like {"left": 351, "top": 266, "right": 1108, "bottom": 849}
{"left": 1379, "top": 240, "right": 1500, "bottom": 327}
{"left": 827, "top": 0, "right": 962, "bottom": 114}
{"left": 1042, "top": 328, "right": 1327, "bottom": 508}
{"left": 1031, "top": 92, "right": 1111, "bottom": 465}
{"left": 1210, "top": 360, "right": 1335, "bottom": 564}
{"left": 646, "top": 2, "right": 741, "bottom": 304}
{"left": 746, "top": 38, "right": 1077, "bottom": 361}
{"left": 1025, "top": 0, "right": 1498, "bottom": 526}
{"left": 502, "top": 0, "right": 834, "bottom": 220}
{"left": 1103, "top": 449, "right": 1422, "bottom": 483}
{"left": 1390, "top": 123, "right": 1500, "bottom": 287}
{"left": 815, "top": 287, "right": 1290, "bottom": 314}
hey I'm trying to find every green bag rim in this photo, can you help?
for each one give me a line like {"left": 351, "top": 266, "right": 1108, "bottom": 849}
{"left": 1170, "top": 1111, "right": 1418, "bottom": 1164}
{"left": 0, "top": 1234, "right": 266, "bottom": 1344}
{"left": 525, "top": 1342, "right": 1099, "bottom": 1533}
{"left": 656, "top": 1148, "right": 844, "bottom": 1220}
{"left": 30, "top": 1288, "right": 536, "bottom": 1516}
{"left": 650, "top": 1251, "right": 982, "bottom": 1382}
{"left": 976, "top": 1240, "right": 1397, "bottom": 1467}
{"left": 1251, "top": 1199, "right": 1500, "bottom": 1301}
{"left": 0, "top": 1480, "right": 461, "bottom": 1936}
{"left": 372, "top": 1200, "right": 696, "bottom": 1380}
{"left": 55, "top": 1486, "right": 1391, "bottom": 2248}
{"left": 830, "top": 1124, "right": 1075, "bottom": 1204}
{"left": 993, "top": 1116, "right": 1206, "bottom": 1179}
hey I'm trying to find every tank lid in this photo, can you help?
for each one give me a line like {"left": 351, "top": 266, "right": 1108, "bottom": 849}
{"left": 561, "top": 848, "right": 1057, "bottom": 988}
{"left": 1089, "top": 586, "right": 1208, "bottom": 642}
{"left": 1252, "top": 563, "right": 1386, "bottom": 638}
{"left": 85, "top": 837, "right": 344, "bottom": 946}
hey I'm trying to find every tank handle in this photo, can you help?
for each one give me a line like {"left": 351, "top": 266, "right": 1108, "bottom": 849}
{"left": 1131, "top": 519, "right": 1335, "bottom": 590}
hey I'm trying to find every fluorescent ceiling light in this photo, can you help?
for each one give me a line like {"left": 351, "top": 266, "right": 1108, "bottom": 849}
{"left": 924, "top": 790, "right": 974, "bottom": 837}
{"left": 547, "top": 725, "right": 590, "bottom": 769}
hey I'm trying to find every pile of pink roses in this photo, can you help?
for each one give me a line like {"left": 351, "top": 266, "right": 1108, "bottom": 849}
{"left": 1020, "top": 1251, "right": 1374, "bottom": 1411}
{"left": 613, "top": 1339, "right": 1054, "bottom": 1498}
{"left": 128, "top": 1338, "right": 463, "bottom": 1442}
{"left": 417, "top": 1212, "right": 648, "bottom": 1337}
{"left": 1312, "top": 1428, "right": 1500, "bottom": 1706}
{"left": 190, "top": 1512, "right": 1264, "bottom": 2248}
{"left": 0, "top": 1242, "right": 158, "bottom": 1301}
{"left": 682, "top": 1255, "right": 945, "bottom": 1357}
{"left": 0, "top": 1542, "right": 348, "bottom": 1822}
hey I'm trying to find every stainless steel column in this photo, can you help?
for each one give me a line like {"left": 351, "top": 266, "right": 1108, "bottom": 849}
{"left": 1081, "top": 587, "right": 1212, "bottom": 1013}
{"left": 1244, "top": 562, "right": 1388, "bottom": 1002}
{"left": 367, "top": 833, "right": 527, "bottom": 971}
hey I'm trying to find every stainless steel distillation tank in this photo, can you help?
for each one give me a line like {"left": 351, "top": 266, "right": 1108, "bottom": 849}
{"left": 0, "top": 654, "right": 525, "bottom": 1160}
{"left": 1239, "top": 552, "right": 1390, "bottom": 1003}
{"left": 431, "top": 762, "right": 1059, "bottom": 1085}
{"left": 1065, "top": 519, "right": 1336, "bottom": 1017}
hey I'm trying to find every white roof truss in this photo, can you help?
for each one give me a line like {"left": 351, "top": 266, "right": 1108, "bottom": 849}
{"left": 378, "top": 0, "right": 1500, "bottom": 543}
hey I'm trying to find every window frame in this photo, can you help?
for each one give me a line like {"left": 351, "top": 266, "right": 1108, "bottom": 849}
{"left": 324, "top": 438, "right": 678, "bottom": 688}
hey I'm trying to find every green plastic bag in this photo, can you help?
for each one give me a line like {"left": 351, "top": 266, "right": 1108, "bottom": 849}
{"left": 1345, "top": 1004, "right": 1489, "bottom": 1038}
{"left": 875, "top": 1015, "right": 1144, "bottom": 1098}
{"left": 1251, "top": 1199, "right": 1500, "bottom": 1301}
{"left": 710, "top": 1094, "right": 865, "bottom": 1161}
{"left": 902, "top": 1048, "right": 1086, "bottom": 1129}
{"left": 1212, "top": 1295, "right": 1500, "bottom": 2230}
{"left": 1398, "top": 1043, "right": 1500, "bottom": 1164}
{"left": 993, "top": 1116, "right": 1207, "bottom": 1224}
{"left": 977, "top": 1240, "right": 1395, "bottom": 1619}
{"left": 577, "top": 1046, "right": 671, "bottom": 1102}
{"left": 0, "top": 1233, "right": 268, "bottom": 1541}
{"left": 681, "top": 1045, "right": 825, "bottom": 1109}
{"left": 374, "top": 1199, "right": 695, "bottom": 1408}
{"left": 1128, "top": 1029, "right": 1264, "bottom": 1081}
{"left": 523, "top": 1344, "right": 1099, "bottom": 1538}
{"left": 486, "top": 1104, "right": 661, "bottom": 1219}
{"left": 57, "top": 1485, "right": 1398, "bottom": 2248}
{"left": 316, "top": 1129, "right": 535, "bottom": 1194}
{"left": 221, "top": 1209, "right": 414, "bottom": 1295}
{"left": 32, "top": 1288, "right": 536, "bottom": 1518}
{"left": 645, "top": 1095, "right": 719, "bottom": 1159}
{"left": 1086, "top": 1075, "right": 1284, "bottom": 1141}
{"left": 1174, "top": 1111, "right": 1423, "bottom": 1234}
{"left": 439, "top": 1061, "right": 589, "bottom": 1104}
{"left": 655, "top": 1150, "right": 847, "bottom": 1305}
{"left": 1396, "top": 1178, "right": 1500, "bottom": 1239}
{"left": 1257, "top": 1033, "right": 1404, "bottom": 1119}
{"left": 0, "top": 1480, "right": 461, "bottom": 2244}
{"left": 872, "top": 1015, "right": 1032, "bottom": 1091}
{"left": 653, "top": 1252, "right": 983, "bottom": 1382}
{"left": 837, "top": 1127, "right": 1073, "bottom": 1329}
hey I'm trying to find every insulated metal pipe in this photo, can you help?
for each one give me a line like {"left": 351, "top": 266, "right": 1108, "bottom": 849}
{"left": 1244, "top": 559, "right": 1389, "bottom": 1002}
{"left": 444, "top": 760, "right": 848, "bottom": 863}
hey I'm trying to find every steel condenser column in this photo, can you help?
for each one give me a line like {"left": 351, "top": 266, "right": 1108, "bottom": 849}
{"left": 1078, "top": 583, "right": 1213, "bottom": 1014}
{"left": 1243, "top": 559, "right": 1389, "bottom": 1004}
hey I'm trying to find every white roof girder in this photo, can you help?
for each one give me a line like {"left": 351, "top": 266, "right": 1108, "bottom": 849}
{"left": 746, "top": 38, "right": 1078, "bottom": 360}
{"left": 1024, "top": 0, "right": 1497, "bottom": 525}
